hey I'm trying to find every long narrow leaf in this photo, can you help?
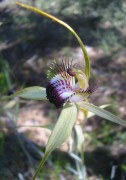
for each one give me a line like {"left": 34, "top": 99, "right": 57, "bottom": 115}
{"left": 33, "top": 103, "right": 77, "bottom": 179}
{"left": 1, "top": 86, "right": 47, "bottom": 101}
{"left": 80, "top": 102, "right": 126, "bottom": 127}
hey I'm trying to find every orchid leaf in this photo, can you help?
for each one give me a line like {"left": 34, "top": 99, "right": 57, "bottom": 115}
{"left": 16, "top": 2, "right": 90, "bottom": 78}
{"left": 80, "top": 102, "right": 126, "bottom": 127}
{"left": 1, "top": 86, "right": 47, "bottom": 101}
{"left": 32, "top": 103, "right": 77, "bottom": 179}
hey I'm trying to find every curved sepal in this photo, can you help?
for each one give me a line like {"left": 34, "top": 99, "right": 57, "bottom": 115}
{"left": 1, "top": 86, "right": 47, "bottom": 101}
{"left": 32, "top": 103, "right": 78, "bottom": 179}
{"left": 80, "top": 102, "right": 126, "bottom": 127}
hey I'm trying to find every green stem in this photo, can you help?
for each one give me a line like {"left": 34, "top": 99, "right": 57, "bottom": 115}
{"left": 81, "top": 142, "right": 84, "bottom": 165}
{"left": 16, "top": 2, "right": 90, "bottom": 79}
{"left": 32, "top": 151, "right": 50, "bottom": 180}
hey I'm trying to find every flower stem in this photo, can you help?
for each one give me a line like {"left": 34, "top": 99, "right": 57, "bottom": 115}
{"left": 32, "top": 152, "right": 49, "bottom": 180}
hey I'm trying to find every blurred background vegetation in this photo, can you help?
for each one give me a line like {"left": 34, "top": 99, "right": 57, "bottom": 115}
{"left": 0, "top": 0, "right": 126, "bottom": 179}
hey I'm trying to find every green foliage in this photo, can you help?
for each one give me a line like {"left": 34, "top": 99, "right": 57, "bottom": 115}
{"left": 53, "top": 162, "right": 62, "bottom": 180}
{"left": 0, "top": 131, "right": 4, "bottom": 156}
{"left": 0, "top": 58, "right": 12, "bottom": 95}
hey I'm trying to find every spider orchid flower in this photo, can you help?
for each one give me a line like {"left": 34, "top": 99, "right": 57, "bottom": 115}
{"left": 46, "top": 59, "right": 96, "bottom": 109}
{"left": 3, "top": 3, "right": 125, "bottom": 179}
{"left": 2, "top": 58, "right": 126, "bottom": 180}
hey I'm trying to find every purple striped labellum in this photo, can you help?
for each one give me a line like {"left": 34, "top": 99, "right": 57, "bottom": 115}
{"left": 46, "top": 59, "right": 96, "bottom": 108}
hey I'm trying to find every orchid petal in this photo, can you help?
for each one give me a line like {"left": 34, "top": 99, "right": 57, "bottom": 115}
{"left": 16, "top": 2, "right": 90, "bottom": 78}
{"left": 32, "top": 103, "right": 78, "bottom": 179}
{"left": 1, "top": 86, "right": 47, "bottom": 101}
{"left": 80, "top": 102, "right": 126, "bottom": 127}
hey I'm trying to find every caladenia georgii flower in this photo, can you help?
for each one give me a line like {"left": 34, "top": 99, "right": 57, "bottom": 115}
{"left": 0, "top": 2, "right": 125, "bottom": 179}
{"left": 46, "top": 59, "right": 96, "bottom": 109}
